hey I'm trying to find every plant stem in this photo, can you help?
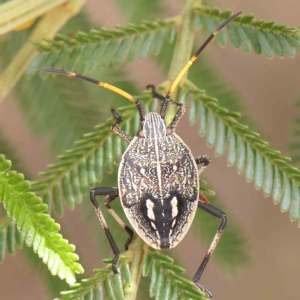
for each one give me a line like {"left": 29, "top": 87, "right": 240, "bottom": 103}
{"left": 125, "top": 235, "right": 149, "bottom": 300}
{"left": 167, "top": 0, "right": 198, "bottom": 84}
{"left": 165, "top": 0, "right": 200, "bottom": 123}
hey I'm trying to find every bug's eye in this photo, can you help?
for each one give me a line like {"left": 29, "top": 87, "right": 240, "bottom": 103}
{"left": 137, "top": 130, "right": 145, "bottom": 138}
{"left": 166, "top": 128, "right": 172, "bottom": 136}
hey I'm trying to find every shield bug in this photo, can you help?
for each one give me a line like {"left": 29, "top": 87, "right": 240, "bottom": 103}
{"left": 42, "top": 11, "right": 242, "bottom": 299}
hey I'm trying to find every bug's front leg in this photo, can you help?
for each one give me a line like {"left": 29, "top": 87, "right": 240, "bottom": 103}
{"left": 110, "top": 109, "right": 133, "bottom": 143}
{"left": 90, "top": 187, "right": 128, "bottom": 273}
{"left": 193, "top": 202, "right": 227, "bottom": 299}
{"left": 146, "top": 84, "right": 186, "bottom": 130}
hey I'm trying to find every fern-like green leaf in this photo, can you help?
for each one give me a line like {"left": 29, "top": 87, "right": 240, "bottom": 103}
{"left": 27, "top": 17, "right": 179, "bottom": 76}
{"left": 0, "top": 155, "right": 84, "bottom": 283}
{"left": 59, "top": 256, "right": 129, "bottom": 300}
{"left": 145, "top": 251, "right": 209, "bottom": 300}
{"left": 184, "top": 83, "right": 300, "bottom": 225}
{"left": 194, "top": 6, "right": 300, "bottom": 58}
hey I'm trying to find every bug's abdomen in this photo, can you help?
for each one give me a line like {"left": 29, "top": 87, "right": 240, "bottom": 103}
{"left": 121, "top": 192, "right": 198, "bottom": 249}
{"left": 140, "top": 194, "right": 183, "bottom": 248}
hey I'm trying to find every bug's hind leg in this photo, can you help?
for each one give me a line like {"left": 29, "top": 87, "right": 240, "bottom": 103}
{"left": 105, "top": 194, "right": 134, "bottom": 250}
{"left": 193, "top": 202, "right": 227, "bottom": 299}
{"left": 110, "top": 109, "right": 133, "bottom": 143}
{"left": 90, "top": 187, "right": 133, "bottom": 273}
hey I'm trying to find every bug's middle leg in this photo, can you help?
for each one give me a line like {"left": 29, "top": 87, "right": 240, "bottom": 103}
{"left": 90, "top": 187, "right": 132, "bottom": 273}
{"left": 195, "top": 155, "right": 211, "bottom": 175}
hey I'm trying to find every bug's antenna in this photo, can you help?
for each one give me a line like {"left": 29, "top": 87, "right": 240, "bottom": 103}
{"left": 41, "top": 68, "right": 146, "bottom": 122}
{"left": 160, "top": 11, "right": 242, "bottom": 119}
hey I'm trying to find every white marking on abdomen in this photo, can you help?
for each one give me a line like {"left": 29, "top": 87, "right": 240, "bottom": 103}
{"left": 146, "top": 199, "right": 155, "bottom": 221}
{"left": 171, "top": 196, "right": 178, "bottom": 218}
{"left": 151, "top": 221, "right": 157, "bottom": 230}
{"left": 172, "top": 219, "right": 176, "bottom": 228}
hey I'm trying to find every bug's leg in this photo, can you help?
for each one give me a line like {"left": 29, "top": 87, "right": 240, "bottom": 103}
{"left": 193, "top": 202, "right": 227, "bottom": 299}
{"left": 146, "top": 85, "right": 185, "bottom": 131}
{"left": 104, "top": 194, "right": 134, "bottom": 250}
{"left": 146, "top": 85, "right": 183, "bottom": 106}
{"left": 167, "top": 104, "right": 186, "bottom": 131}
{"left": 195, "top": 155, "right": 211, "bottom": 175}
{"left": 110, "top": 109, "right": 133, "bottom": 143}
{"left": 90, "top": 187, "right": 122, "bottom": 273}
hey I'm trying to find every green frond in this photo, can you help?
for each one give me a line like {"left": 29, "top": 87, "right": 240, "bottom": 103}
{"left": 184, "top": 83, "right": 300, "bottom": 225}
{"left": 0, "top": 155, "right": 84, "bottom": 283}
{"left": 194, "top": 6, "right": 300, "bottom": 58}
{"left": 59, "top": 256, "right": 129, "bottom": 300}
{"left": 144, "top": 251, "right": 209, "bottom": 300}
{"left": 0, "top": 216, "right": 23, "bottom": 261}
{"left": 27, "top": 17, "right": 180, "bottom": 76}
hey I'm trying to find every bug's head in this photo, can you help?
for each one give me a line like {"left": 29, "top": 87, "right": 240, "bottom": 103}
{"left": 137, "top": 112, "right": 170, "bottom": 140}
